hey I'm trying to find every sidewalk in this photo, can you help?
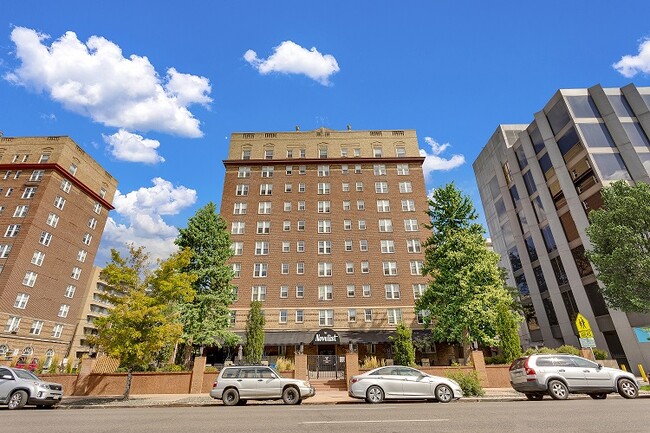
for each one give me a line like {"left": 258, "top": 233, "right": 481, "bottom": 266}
{"left": 58, "top": 387, "right": 649, "bottom": 409}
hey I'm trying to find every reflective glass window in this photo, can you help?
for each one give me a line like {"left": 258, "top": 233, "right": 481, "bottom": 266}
{"left": 578, "top": 123, "right": 616, "bottom": 148}
{"left": 546, "top": 102, "right": 571, "bottom": 136}
{"left": 608, "top": 94, "right": 635, "bottom": 118}
{"left": 622, "top": 122, "right": 650, "bottom": 148}
{"left": 529, "top": 125, "right": 545, "bottom": 154}
{"left": 592, "top": 153, "right": 631, "bottom": 181}
{"left": 566, "top": 95, "right": 600, "bottom": 118}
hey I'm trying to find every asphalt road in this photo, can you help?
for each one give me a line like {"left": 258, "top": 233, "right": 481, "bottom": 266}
{"left": 3, "top": 399, "right": 649, "bottom": 433}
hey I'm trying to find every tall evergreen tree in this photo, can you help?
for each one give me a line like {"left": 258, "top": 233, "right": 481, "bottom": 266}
{"left": 244, "top": 301, "right": 265, "bottom": 364}
{"left": 175, "top": 202, "right": 237, "bottom": 360}
{"left": 390, "top": 322, "right": 416, "bottom": 366}
{"left": 416, "top": 183, "right": 521, "bottom": 359}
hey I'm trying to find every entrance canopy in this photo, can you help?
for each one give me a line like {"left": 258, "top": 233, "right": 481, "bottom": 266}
{"left": 233, "top": 329, "right": 433, "bottom": 346}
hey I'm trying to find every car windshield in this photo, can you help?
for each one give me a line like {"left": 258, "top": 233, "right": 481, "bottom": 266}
{"left": 14, "top": 369, "right": 39, "bottom": 380}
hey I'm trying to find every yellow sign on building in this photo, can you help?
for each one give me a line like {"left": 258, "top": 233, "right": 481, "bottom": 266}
{"left": 575, "top": 313, "right": 594, "bottom": 339}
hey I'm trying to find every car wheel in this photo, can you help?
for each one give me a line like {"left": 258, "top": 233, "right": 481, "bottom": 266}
{"left": 8, "top": 390, "right": 28, "bottom": 410}
{"left": 547, "top": 380, "right": 569, "bottom": 400}
{"left": 588, "top": 393, "right": 607, "bottom": 400}
{"left": 282, "top": 386, "right": 300, "bottom": 405}
{"left": 365, "top": 385, "right": 384, "bottom": 404}
{"left": 525, "top": 393, "right": 544, "bottom": 401}
{"left": 435, "top": 384, "right": 453, "bottom": 403}
{"left": 617, "top": 378, "right": 638, "bottom": 399}
{"left": 222, "top": 388, "right": 240, "bottom": 406}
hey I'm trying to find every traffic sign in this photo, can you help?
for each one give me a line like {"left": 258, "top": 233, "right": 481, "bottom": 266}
{"left": 575, "top": 313, "right": 594, "bottom": 339}
{"left": 579, "top": 337, "right": 596, "bottom": 348}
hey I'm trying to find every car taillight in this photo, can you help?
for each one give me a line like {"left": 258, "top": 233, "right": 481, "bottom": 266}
{"left": 524, "top": 358, "right": 536, "bottom": 376}
{"left": 350, "top": 378, "right": 359, "bottom": 384}
{"left": 212, "top": 381, "right": 218, "bottom": 388}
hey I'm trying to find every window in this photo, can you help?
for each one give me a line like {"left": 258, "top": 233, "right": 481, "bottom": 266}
{"left": 29, "top": 320, "right": 43, "bottom": 335}
{"left": 22, "top": 187, "right": 37, "bottom": 199}
{"left": 383, "top": 261, "right": 398, "bottom": 276}
{"left": 296, "top": 241, "right": 305, "bottom": 252}
{"left": 342, "top": 182, "right": 350, "bottom": 192}
{"left": 397, "top": 164, "right": 410, "bottom": 175}
{"left": 363, "top": 284, "right": 371, "bottom": 297}
{"left": 14, "top": 170, "right": 22, "bottom": 179}
{"left": 52, "top": 324, "right": 63, "bottom": 338}
{"left": 346, "top": 262, "right": 355, "bottom": 274}
{"left": 232, "top": 242, "right": 244, "bottom": 255}
{"left": 296, "top": 262, "right": 305, "bottom": 274}
{"left": 347, "top": 285, "right": 356, "bottom": 297}
{"left": 238, "top": 167, "right": 251, "bottom": 178}
{"left": 282, "top": 241, "right": 290, "bottom": 253}
{"left": 402, "top": 200, "right": 415, "bottom": 212}
{"left": 284, "top": 183, "right": 292, "bottom": 193}
{"left": 264, "top": 149, "right": 273, "bottom": 160}
{"left": 387, "top": 308, "right": 403, "bottom": 324}
{"left": 318, "top": 183, "right": 331, "bottom": 194}
{"left": 39, "top": 154, "right": 50, "bottom": 163}
{"left": 14, "top": 293, "right": 29, "bottom": 309}
{"left": 354, "top": 164, "right": 362, "bottom": 174}
{"left": 258, "top": 202, "right": 272, "bottom": 214}
{"left": 295, "top": 310, "right": 304, "bottom": 323}
{"left": 361, "top": 261, "right": 369, "bottom": 273}
{"left": 319, "top": 310, "right": 333, "bottom": 326}
{"left": 348, "top": 309, "right": 357, "bottom": 322}
{"left": 13, "top": 205, "right": 29, "bottom": 217}
{"left": 341, "top": 164, "right": 349, "bottom": 174}
{"left": 281, "top": 263, "right": 289, "bottom": 274}
{"left": 261, "top": 166, "right": 274, "bottom": 178}
{"left": 413, "top": 283, "right": 427, "bottom": 299}
{"left": 297, "top": 220, "right": 305, "bottom": 231}
{"left": 30, "top": 170, "right": 44, "bottom": 181}
{"left": 232, "top": 263, "right": 241, "bottom": 278}
{"left": 318, "top": 240, "right": 332, "bottom": 254}
{"left": 65, "top": 285, "right": 76, "bottom": 298}
{"left": 255, "top": 241, "right": 269, "bottom": 255}
{"left": 318, "top": 262, "right": 333, "bottom": 277}
{"left": 343, "top": 200, "right": 351, "bottom": 211}
{"left": 280, "top": 285, "right": 289, "bottom": 298}
{"left": 3, "top": 171, "right": 11, "bottom": 179}
{"left": 377, "top": 200, "right": 390, "bottom": 212}
{"left": 252, "top": 286, "right": 267, "bottom": 301}
{"left": 5, "top": 224, "right": 21, "bottom": 238}
{"left": 379, "top": 219, "right": 393, "bottom": 232}
{"left": 395, "top": 146, "right": 406, "bottom": 157}
{"left": 61, "top": 179, "right": 72, "bottom": 193}
{"left": 317, "top": 165, "right": 330, "bottom": 176}
{"left": 100, "top": 187, "right": 107, "bottom": 198}
{"left": 319, "top": 285, "right": 333, "bottom": 300}
{"left": 319, "top": 148, "right": 328, "bottom": 159}
{"left": 257, "top": 221, "right": 271, "bottom": 234}
{"left": 359, "top": 240, "right": 368, "bottom": 251}
{"left": 344, "top": 220, "right": 352, "bottom": 230}
{"left": 54, "top": 196, "right": 66, "bottom": 210}
{"left": 381, "top": 240, "right": 395, "bottom": 253}
{"left": 364, "top": 309, "right": 374, "bottom": 324}
{"left": 5, "top": 187, "right": 13, "bottom": 197}
{"left": 31, "top": 250, "right": 45, "bottom": 266}
{"left": 58, "top": 304, "right": 70, "bottom": 318}
{"left": 385, "top": 284, "right": 401, "bottom": 299}
{"left": 407, "top": 239, "right": 421, "bottom": 253}
{"left": 399, "top": 182, "right": 413, "bottom": 193}
{"left": 375, "top": 182, "right": 388, "bottom": 193}
{"left": 82, "top": 233, "right": 92, "bottom": 245}
{"left": 404, "top": 219, "right": 419, "bottom": 231}
{"left": 259, "top": 184, "right": 273, "bottom": 195}
{"left": 356, "top": 182, "right": 364, "bottom": 192}
{"left": 318, "top": 201, "right": 331, "bottom": 213}
{"left": 0, "top": 244, "right": 11, "bottom": 258}
{"left": 358, "top": 220, "right": 367, "bottom": 230}
{"left": 298, "top": 183, "right": 305, "bottom": 192}
{"left": 353, "top": 148, "right": 361, "bottom": 157}
{"left": 233, "top": 203, "right": 247, "bottom": 215}
{"left": 299, "top": 165, "right": 306, "bottom": 174}
{"left": 69, "top": 163, "right": 78, "bottom": 175}
{"left": 5, "top": 317, "right": 21, "bottom": 332}
{"left": 23, "top": 271, "right": 38, "bottom": 287}
{"left": 373, "top": 147, "right": 383, "bottom": 158}
{"left": 71, "top": 267, "right": 82, "bottom": 280}
{"left": 286, "top": 165, "right": 293, "bottom": 175}
{"left": 38, "top": 231, "right": 52, "bottom": 246}
{"left": 344, "top": 240, "right": 353, "bottom": 251}
{"left": 296, "top": 285, "right": 304, "bottom": 298}
{"left": 410, "top": 260, "right": 423, "bottom": 275}
{"left": 298, "top": 201, "right": 305, "bottom": 211}
{"left": 354, "top": 200, "right": 364, "bottom": 211}
{"left": 231, "top": 222, "right": 245, "bottom": 234}
{"left": 254, "top": 263, "right": 268, "bottom": 278}
{"left": 279, "top": 310, "right": 288, "bottom": 324}
{"left": 283, "top": 221, "right": 291, "bottom": 231}
{"left": 88, "top": 217, "right": 98, "bottom": 229}
{"left": 318, "top": 220, "right": 331, "bottom": 233}
{"left": 236, "top": 184, "right": 249, "bottom": 196}
{"left": 374, "top": 164, "right": 387, "bottom": 175}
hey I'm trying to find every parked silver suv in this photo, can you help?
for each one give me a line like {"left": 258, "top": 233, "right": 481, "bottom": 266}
{"left": 0, "top": 367, "right": 64, "bottom": 409}
{"left": 210, "top": 365, "right": 315, "bottom": 406}
{"left": 510, "top": 354, "right": 638, "bottom": 400}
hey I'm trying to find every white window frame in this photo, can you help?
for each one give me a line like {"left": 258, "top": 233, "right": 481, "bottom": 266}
{"left": 385, "top": 284, "right": 401, "bottom": 299}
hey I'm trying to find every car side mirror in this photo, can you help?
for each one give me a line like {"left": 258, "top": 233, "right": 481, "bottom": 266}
{"left": 597, "top": 364, "right": 603, "bottom": 370}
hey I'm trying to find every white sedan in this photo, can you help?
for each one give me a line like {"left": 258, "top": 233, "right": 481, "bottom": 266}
{"left": 349, "top": 365, "right": 463, "bottom": 403}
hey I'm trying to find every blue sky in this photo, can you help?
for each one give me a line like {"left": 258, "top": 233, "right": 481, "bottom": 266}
{"left": 2, "top": 1, "right": 650, "bottom": 265}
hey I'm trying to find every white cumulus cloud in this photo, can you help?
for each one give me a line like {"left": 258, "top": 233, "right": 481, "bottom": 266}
{"left": 244, "top": 40, "right": 340, "bottom": 85}
{"left": 613, "top": 38, "right": 650, "bottom": 77}
{"left": 99, "top": 177, "right": 197, "bottom": 263}
{"left": 5, "top": 26, "right": 212, "bottom": 137}
{"left": 419, "top": 137, "right": 465, "bottom": 177}
{"left": 103, "top": 129, "right": 165, "bottom": 164}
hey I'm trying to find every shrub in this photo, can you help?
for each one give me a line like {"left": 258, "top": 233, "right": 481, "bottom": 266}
{"left": 593, "top": 348, "right": 609, "bottom": 360}
{"left": 204, "top": 366, "right": 218, "bottom": 373}
{"left": 390, "top": 322, "right": 416, "bottom": 367}
{"left": 446, "top": 370, "right": 485, "bottom": 397}
{"left": 360, "top": 356, "right": 385, "bottom": 369}
{"left": 157, "top": 364, "right": 184, "bottom": 372}
{"left": 556, "top": 345, "right": 580, "bottom": 356}
{"left": 523, "top": 347, "right": 558, "bottom": 356}
{"left": 485, "top": 355, "right": 507, "bottom": 365}
{"left": 275, "top": 357, "right": 295, "bottom": 372}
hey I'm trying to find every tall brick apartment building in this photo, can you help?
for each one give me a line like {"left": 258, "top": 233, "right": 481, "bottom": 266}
{"left": 0, "top": 136, "right": 116, "bottom": 368}
{"left": 220, "top": 127, "right": 437, "bottom": 363}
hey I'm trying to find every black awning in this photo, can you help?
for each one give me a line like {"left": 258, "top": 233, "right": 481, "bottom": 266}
{"left": 340, "top": 330, "right": 395, "bottom": 344}
{"left": 232, "top": 331, "right": 313, "bottom": 345}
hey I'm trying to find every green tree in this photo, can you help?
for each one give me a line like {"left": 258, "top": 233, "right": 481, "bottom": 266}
{"left": 244, "top": 301, "right": 265, "bottom": 364}
{"left": 91, "top": 245, "right": 196, "bottom": 399}
{"left": 494, "top": 301, "right": 523, "bottom": 363}
{"left": 585, "top": 180, "right": 650, "bottom": 312}
{"left": 390, "top": 322, "right": 416, "bottom": 366}
{"left": 416, "top": 183, "right": 521, "bottom": 359}
{"left": 175, "top": 202, "right": 238, "bottom": 363}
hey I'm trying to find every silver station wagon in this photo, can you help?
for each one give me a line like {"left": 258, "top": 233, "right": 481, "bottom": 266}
{"left": 210, "top": 365, "right": 315, "bottom": 406}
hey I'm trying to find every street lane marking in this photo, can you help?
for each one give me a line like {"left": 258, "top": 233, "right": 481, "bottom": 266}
{"left": 293, "top": 406, "right": 399, "bottom": 411}
{"left": 301, "top": 419, "right": 448, "bottom": 424}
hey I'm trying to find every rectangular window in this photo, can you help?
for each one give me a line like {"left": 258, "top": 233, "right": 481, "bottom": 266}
{"left": 404, "top": 219, "right": 419, "bottom": 231}
{"left": 256, "top": 221, "right": 271, "bottom": 234}
{"left": 258, "top": 201, "right": 272, "bottom": 214}
{"left": 30, "top": 170, "right": 44, "bottom": 181}
{"left": 0, "top": 244, "right": 12, "bottom": 258}
{"left": 279, "top": 310, "right": 288, "bottom": 324}
{"left": 318, "top": 240, "right": 332, "bottom": 254}
{"left": 259, "top": 184, "right": 273, "bottom": 195}
{"left": 286, "top": 165, "right": 293, "bottom": 175}
{"left": 318, "top": 201, "right": 331, "bottom": 213}
{"left": 65, "top": 285, "right": 76, "bottom": 298}
{"left": 297, "top": 220, "right": 305, "bottom": 231}
{"left": 397, "top": 164, "right": 410, "bottom": 175}
{"left": 264, "top": 149, "right": 273, "bottom": 160}
{"left": 318, "top": 262, "right": 333, "bottom": 277}
{"left": 69, "top": 163, "right": 77, "bottom": 175}
{"left": 413, "top": 283, "right": 427, "bottom": 299}
{"left": 401, "top": 200, "right": 416, "bottom": 212}
{"left": 364, "top": 309, "right": 373, "bottom": 322}
{"left": 344, "top": 240, "right": 353, "bottom": 251}
{"left": 395, "top": 147, "right": 406, "bottom": 157}
{"left": 359, "top": 240, "right": 368, "bottom": 251}
{"left": 283, "top": 221, "right": 291, "bottom": 231}
{"left": 399, "top": 182, "right": 413, "bottom": 193}
{"left": 410, "top": 260, "right": 423, "bottom": 275}
{"left": 317, "top": 165, "right": 330, "bottom": 176}
{"left": 343, "top": 200, "right": 351, "bottom": 210}
{"left": 347, "top": 285, "right": 356, "bottom": 297}
{"left": 298, "top": 183, "right": 305, "bottom": 192}
{"left": 60, "top": 179, "right": 72, "bottom": 193}
{"left": 236, "top": 184, "right": 249, "bottom": 196}
{"left": 284, "top": 183, "right": 292, "bottom": 193}
{"left": 261, "top": 166, "right": 274, "bottom": 178}
{"left": 318, "top": 285, "right": 333, "bottom": 300}
{"left": 318, "top": 220, "right": 331, "bottom": 233}
{"left": 231, "top": 222, "right": 245, "bottom": 234}
{"left": 373, "top": 164, "right": 387, "bottom": 175}
{"left": 6, "top": 316, "right": 21, "bottom": 332}
{"left": 385, "top": 284, "right": 401, "bottom": 299}
{"left": 356, "top": 200, "right": 365, "bottom": 210}
{"left": 341, "top": 164, "right": 349, "bottom": 174}
{"left": 232, "top": 263, "right": 241, "bottom": 278}
{"left": 39, "top": 154, "right": 50, "bottom": 163}
{"left": 318, "top": 183, "right": 331, "bottom": 194}
{"left": 375, "top": 182, "right": 388, "bottom": 193}
{"left": 355, "top": 164, "right": 362, "bottom": 174}
{"left": 281, "top": 263, "right": 289, "bottom": 274}
{"left": 254, "top": 263, "right": 268, "bottom": 277}
{"left": 54, "top": 195, "right": 66, "bottom": 210}
{"left": 296, "top": 241, "right": 305, "bottom": 252}
{"left": 379, "top": 219, "right": 393, "bottom": 232}
{"left": 252, "top": 286, "right": 267, "bottom": 301}
{"left": 319, "top": 310, "right": 334, "bottom": 326}
{"left": 58, "top": 304, "right": 70, "bottom": 318}
{"left": 407, "top": 239, "right": 421, "bottom": 253}
{"left": 362, "top": 284, "right": 371, "bottom": 297}
{"left": 71, "top": 267, "right": 82, "bottom": 280}
{"left": 377, "top": 200, "right": 391, "bottom": 212}
{"left": 383, "top": 262, "right": 398, "bottom": 276}
{"left": 238, "top": 167, "right": 251, "bottom": 178}
{"left": 299, "top": 165, "right": 306, "bottom": 174}
{"left": 30, "top": 320, "right": 43, "bottom": 335}
{"left": 342, "top": 182, "right": 350, "bottom": 192}
{"left": 5, "top": 224, "right": 21, "bottom": 238}
{"left": 13, "top": 205, "right": 29, "bottom": 217}
{"left": 14, "top": 293, "right": 30, "bottom": 309}
{"left": 344, "top": 220, "right": 352, "bottom": 230}
{"left": 297, "top": 201, "right": 305, "bottom": 211}
{"left": 296, "top": 285, "right": 304, "bottom": 298}
{"left": 282, "top": 241, "right": 290, "bottom": 253}
{"left": 88, "top": 217, "right": 98, "bottom": 230}
{"left": 296, "top": 262, "right": 304, "bottom": 274}
{"left": 295, "top": 310, "right": 304, "bottom": 323}
{"left": 52, "top": 324, "right": 64, "bottom": 338}
{"left": 346, "top": 262, "right": 354, "bottom": 274}
{"left": 381, "top": 240, "right": 395, "bottom": 253}
{"left": 231, "top": 242, "right": 244, "bottom": 255}
{"left": 233, "top": 203, "right": 247, "bottom": 215}
{"left": 22, "top": 187, "right": 37, "bottom": 199}
{"left": 358, "top": 220, "right": 366, "bottom": 230}
{"left": 280, "top": 285, "right": 289, "bottom": 298}
{"left": 31, "top": 250, "right": 45, "bottom": 266}
{"left": 45, "top": 213, "right": 59, "bottom": 228}
{"left": 361, "top": 261, "right": 369, "bottom": 273}
{"left": 38, "top": 231, "right": 52, "bottom": 246}
{"left": 255, "top": 241, "right": 269, "bottom": 255}
{"left": 355, "top": 182, "right": 364, "bottom": 192}
{"left": 373, "top": 147, "right": 383, "bottom": 158}
{"left": 82, "top": 233, "right": 92, "bottom": 245}
{"left": 387, "top": 308, "right": 403, "bottom": 324}
{"left": 348, "top": 309, "right": 357, "bottom": 322}
{"left": 23, "top": 271, "right": 38, "bottom": 287}
{"left": 319, "top": 148, "right": 328, "bottom": 159}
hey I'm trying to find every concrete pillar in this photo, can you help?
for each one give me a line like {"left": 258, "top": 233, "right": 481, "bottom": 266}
{"left": 470, "top": 350, "right": 489, "bottom": 388}
{"left": 294, "top": 353, "right": 308, "bottom": 381}
{"left": 344, "top": 351, "right": 359, "bottom": 390}
{"left": 189, "top": 356, "right": 206, "bottom": 394}
{"left": 73, "top": 356, "right": 97, "bottom": 396}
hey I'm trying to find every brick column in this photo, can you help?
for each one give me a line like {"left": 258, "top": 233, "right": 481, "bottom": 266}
{"left": 294, "top": 353, "right": 308, "bottom": 381}
{"left": 189, "top": 356, "right": 206, "bottom": 394}
{"left": 344, "top": 351, "right": 359, "bottom": 391}
{"left": 470, "top": 350, "right": 489, "bottom": 387}
{"left": 73, "top": 356, "right": 97, "bottom": 396}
